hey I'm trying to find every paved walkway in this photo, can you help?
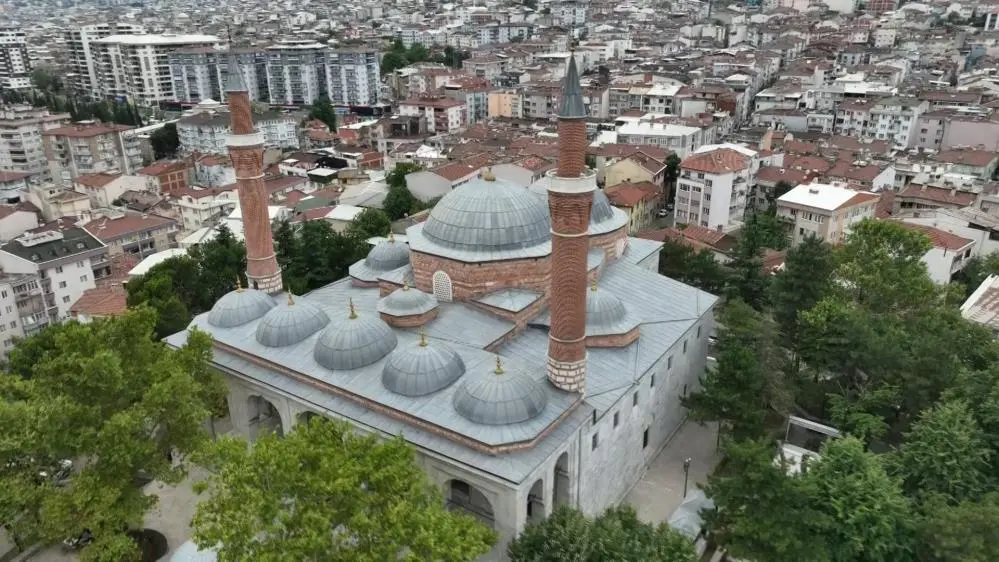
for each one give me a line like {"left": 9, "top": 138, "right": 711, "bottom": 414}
{"left": 625, "top": 420, "right": 722, "bottom": 524}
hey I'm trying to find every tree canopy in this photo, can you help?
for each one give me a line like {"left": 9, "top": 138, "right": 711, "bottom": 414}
{"left": 307, "top": 96, "right": 338, "bottom": 130}
{"left": 274, "top": 219, "right": 370, "bottom": 294}
{"left": 383, "top": 163, "right": 427, "bottom": 220}
{"left": 150, "top": 123, "right": 180, "bottom": 160}
{"left": 0, "top": 308, "right": 223, "bottom": 560}
{"left": 191, "top": 417, "right": 496, "bottom": 561}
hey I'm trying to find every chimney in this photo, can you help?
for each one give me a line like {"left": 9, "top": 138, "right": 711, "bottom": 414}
{"left": 546, "top": 50, "right": 593, "bottom": 395}
{"left": 225, "top": 54, "right": 283, "bottom": 294}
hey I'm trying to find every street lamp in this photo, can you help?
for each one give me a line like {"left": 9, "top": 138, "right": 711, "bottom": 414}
{"left": 682, "top": 457, "right": 692, "bottom": 498}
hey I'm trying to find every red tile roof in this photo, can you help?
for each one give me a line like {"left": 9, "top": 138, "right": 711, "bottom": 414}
{"left": 681, "top": 148, "right": 749, "bottom": 174}
{"left": 604, "top": 181, "right": 661, "bottom": 207}
{"left": 43, "top": 122, "right": 134, "bottom": 138}
{"left": 70, "top": 286, "right": 127, "bottom": 318}
{"left": 75, "top": 172, "right": 121, "bottom": 189}
{"left": 826, "top": 161, "right": 885, "bottom": 182}
{"left": 931, "top": 149, "right": 998, "bottom": 169}
{"left": 83, "top": 212, "right": 176, "bottom": 242}
{"left": 139, "top": 160, "right": 189, "bottom": 176}
{"left": 756, "top": 165, "right": 811, "bottom": 185}
{"left": 895, "top": 222, "right": 974, "bottom": 251}
{"left": 0, "top": 171, "right": 30, "bottom": 183}
{"left": 898, "top": 184, "right": 976, "bottom": 207}
{"left": 432, "top": 154, "right": 491, "bottom": 182}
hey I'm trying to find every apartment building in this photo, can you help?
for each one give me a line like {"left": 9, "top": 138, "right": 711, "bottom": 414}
{"left": 0, "top": 224, "right": 106, "bottom": 321}
{"left": 72, "top": 172, "right": 150, "bottom": 209}
{"left": 266, "top": 40, "right": 328, "bottom": 106}
{"left": 91, "top": 34, "right": 221, "bottom": 105}
{"left": 0, "top": 172, "right": 29, "bottom": 202}
{"left": 833, "top": 97, "right": 928, "bottom": 147}
{"left": 553, "top": 0, "right": 588, "bottom": 27}
{"left": 328, "top": 47, "right": 380, "bottom": 106}
{"left": 82, "top": 210, "right": 179, "bottom": 263}
{"left": 64, "top": 23, "right": 146, "bottom": 96}
{"left": 0, "top": 272, "right": 49, "bottom": 353}
{"left": 675, "top": 148, "right": 752, "bottom": 232}
{"left": 168, "top": 186, "right": 239, "bottom": 234}
{"left": 443, "top": 79, "right": 490, "bottom": 124}
{"left": 895, "top": 222, "right": 974, "bottom": 285}
{"left": 43, "top": 122, "right": 142, "bottom": 185}
{"left": 176, "top": 108, "right": 299, "bottom": 155}
{"left": 168, "top": 48, "right": 268, "bottom": 103}
{"left": 0, "top": 105, "right": 72, "bottom": 182}
{"left": 487, "top": 89, "right": 524, "bottom": 118}
{"left": 777, "top": 183, "right": 880, "bottom": 246}
{"left": 0, "top": 28, "right": 31, "bottom": 90}
{"left": 617, "top": 120, "right": 704, "bottom": 158}
{"left": 397, "top": 97, "right": 466, "bottom": 134}
{"left": 137, "top": 160, "right": 190, "bottom": 195}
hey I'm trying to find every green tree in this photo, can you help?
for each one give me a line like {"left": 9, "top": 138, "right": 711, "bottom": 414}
{"left": 125, "top": 273, "right": 192, "bottom": 338}
{"left": 770, "top": 235, "right": 834, "bottom": 349}
{"left": 406, "top": 43, "right": 429, "bottom": 63}
{"left": 917, "top": 493, "right": 999, "bottom": 562}
{"left": 664, "top": 153, "right": 681, "bottom": 187}
{"left": 308, "top": 96, "right": 338, "bottom": 130}
{"left": 386, "top": 162, "right": 424, "bottom": 189}
{"left": 0, "top": 309, "right": 223, "bottom": 560}
{"left": 383, "top": 182, "right": 423, "bottom": 220}
{"left": 191, "top": 417, "right": 496, "bottom": 561}
{"left": 380, "top": 51, "right": 409, "bottom": 75}
{"left": 725, "top": 213, "right": 770, "bottom": 310}
{"left": 30, "top": 65, "right": 63, "bottom": 93}
{"left": 889, "top": 400, "right": 992, "bottom": 504}
{"left": 509, "top": 505, "right": 695, "bottom": 562}
{"left": 658, "top": 238, "right": 727, "bottom": 294}
{"left": 346, "top": 208, "right": 391, "bottom": 239}
{"left": 150, "top": 123, "right": 180, "bottom": 159}
{"left": 953, "top": 251, "right": 999, "bottom": 297}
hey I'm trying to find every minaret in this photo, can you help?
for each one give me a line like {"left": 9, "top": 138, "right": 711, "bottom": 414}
{"left": 546, "top": 51, "right": 594, "bottom": 394}
{"left": 226, "top": 55, "right": 283, "bottom": 293}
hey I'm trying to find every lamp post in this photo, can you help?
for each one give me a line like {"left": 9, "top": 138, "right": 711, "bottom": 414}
{"left": 682, "top": 457, "right": 692, "bottom": 498}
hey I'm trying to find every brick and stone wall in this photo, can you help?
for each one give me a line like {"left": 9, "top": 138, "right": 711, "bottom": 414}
{"left": 586, "top": 327, "right": 640, "bottom": 348}
{"left": 410, "top": 251, "right": 551, "bottom": 301}
{"left": 380, "top": 307, "right": 439, "bottom": 328}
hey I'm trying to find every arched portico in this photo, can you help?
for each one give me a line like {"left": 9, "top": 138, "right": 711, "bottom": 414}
{"left": 526, "top": 479, "right": 545, "bottom": 524}
{"left": 553, "top": 452, "right": 570, "bottom": 508}
{"left": 247, "top": 395, "right": 284, "bottom": 441}
{"left": 446, "top": 479, "right": 495, "bottom": 528}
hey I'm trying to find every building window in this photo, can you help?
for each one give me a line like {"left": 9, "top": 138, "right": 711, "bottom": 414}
{"left": 77, "top": 261, "right": 84, "bottom": 268}
{"left": 55, "top": 266, "right": 63, "bottom": 274}
{"left": 633, "top": 391, "right": 639, "bottom": 406}
{"left": 651, "top": 374, "right": 656, "bottom": 388}
{"left": 592, "top": 410, "right": 597, "bottom": 425}
{"left": 1, "top": 291, "right": 6, "bottom": 299}
{"left": 62, "top": 296, "right": 70, "bottom": 303}
{"left": 643, "top": 428, "right": 649, "bottom": 449}
{"left": 58, "top": 281, "right": 67, "bottom": 289}
{"left": 591, "top": 433, "right": 599, "bottom": 450}
{"left": 667, "top": 356, "right": 673, "bottom": 370}
{"left": 80, "top": 275, "right": 88, "bottom": 282}
{"left": 9, "top": 321, "right": 14, "bottom": 329}
{"left": 613, "top": 412, "right": 619, "bottom": 428}
{"left": 697, "top": 326, "right": 702, "bottom": 338}
{"left": 683, "top": 340, "right": 688, "bottom": 354}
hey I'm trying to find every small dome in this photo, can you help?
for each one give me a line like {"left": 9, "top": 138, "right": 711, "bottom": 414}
{"left": 365, "top": 236, "right": 410, "bottom": 272}
{"left": 585, "top": 282, "right": 638, "bottom": 335}
{"left": 423, "top": 175, "right": 551, "bottom": 252}
{"left": 382, "top": 332, "right": 465, "bottom": 396}
{"left": 255, "top": 295, "right": 330, "bottom": 347}
{"left": 591, "top": 189, "right": 615, "bottom": 224}
{"left": 314, "top": 302, "right": 398, "bottom": 370}
{"left": 453, "top": 358, "right": 547, "bottom": 425}
{"left": 207, "top": 287, "right": 277, "bottom": 328}
{"left": 377, "top": 284, "right": 438, "bottom": 317}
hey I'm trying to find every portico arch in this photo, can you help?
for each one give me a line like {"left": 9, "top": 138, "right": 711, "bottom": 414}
{"left": 527, "top": 479, "right": 545, "bottom": 524}
{"left": 297, "top": 410, "right": 321, "bottom": 428}
{"left": 246, "top": 395, "right": 284, "bottom": 441}
{"left": 553, "top": 452, "right": 570, "bottom": 507}
{"left": 446, "top": 479, "right": 495, "bottom": 528}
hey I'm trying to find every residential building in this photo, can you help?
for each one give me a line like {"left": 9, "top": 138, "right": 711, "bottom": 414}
{"left": 896, "top": 184, "right": 976, "bottom": 214}
{"left": 0, "top": 105, "right": 72, "bottom": 182}
{"left": 72, "top": 172, "right": 150, "bottom": 209}
{"left": 168, "top": 186, "right": 239, "bottom": 234}
{"left": 42, "top": 122, "right": 143, "bottom": 185}
{"left": 604, "top": 181, "right": 663, "bottom": 234}
{"left": 83, "top": 210, "right": 179, "bottom": 263}
{"left": 404, "top": 155, "right": 489, "bottom": 201}
{"left": 833, "top": 97, "right": 928, "bottom": 147}
{"left": 266, "top": 40, "right": 329, "bottom": 106}
{"left": 193, "top": 154, "right": 236, "bottom": 187}
{"left": 824, "top": 161, "right": 895, "bottom": 192}
{"left": 91, "top": 34, "right": 221, "bottom": 105}
{"left": 553, "top": 0, "right": 588, "bottom": 27}
{"left": 617, "top": 121, "right": 704, "bottom": 158}
{"left": 0, "top": 203, "right": 39, "bottom": 242}
{"left": 0, "top": 223, "right": 106, "bottom": 320}
{"left": 176, "top": 108, "right": 299, "bottom": 155}
{"left": 70, "top": 284, "right": 127, "bottom": 323}
{"left": 23, "top": 184, "right": 92, "bottom": 221}
{"left": 930, "top": 149, "right": 999, "bottom": 181}
{"left": 776, "top": 183, "right": 880, "bottom": 246}
{"left": 138, "top": 160, "right": 191, "bottom": 195}
{"left": 603, "top": 152, "right": 666, "bottom": 191}
{"left": 64, "top": 23, "right": 146, "bottom": 97}
{"left": 0, "top": 272, "right": 49, "bottom": 353}
{"left": 328, "top": 47, "right": 380, "bottom": 106}
{"left": 397, "top": 97, "right": 466, "bottom": 134}
{"left": 895, "top": 222, "right": 974, "bottom": 285}
{"left": 675, "top": 148, "right": 751, "bottom": 232}
{"left": 0, "top": 172, "right": 29, "bottom": 202}
{"left": 961, "top": 274, "right": 999, "bottom": 334}
{"left": 0, "top": 28, "right": 31, "bottom": 90}
{"left": 169, "top": 48, "right": 268, "bottom": 104}
{"left": 488, "top": 89, "right": 524, "bottom": 119}
{"left": 443, "top": 78, "right": 490, "bottom": 125}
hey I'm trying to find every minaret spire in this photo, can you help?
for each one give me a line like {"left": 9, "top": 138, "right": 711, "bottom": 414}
{"left": 546, "top": 43, "right": 594, "bottom": 394}
{"left": 226, "top": 30, "right": 282, "bottom": 294}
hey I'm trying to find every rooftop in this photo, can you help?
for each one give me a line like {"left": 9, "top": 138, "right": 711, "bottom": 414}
{"left": 681, "top": 148, "right": 749, "bottom": 174}
{"left": 778, "top": 183, "right": 879, "bottom": 212}
{"left": 94, "top": 33, "right": 219, "bottom": 45}
{"left": 70, "top": 285, "right": 127, "bottom": 318}
{"left": 1, "top": 223, "right": 104, "bottom": 264}
{"left": 83, "top": 212, "right": 176, "bottom": 242}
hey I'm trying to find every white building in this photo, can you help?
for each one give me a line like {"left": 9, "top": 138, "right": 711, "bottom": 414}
{"left": 169, "top": 48, "right": 268, "bottom": 104}
{"left": 0, "top": 226, "right": 106, "bottom": 321}
{"left": 168, "top": 186, "right": 240, "bottom": 235}
{"left": 894, "top": 222, "right": 974, "bottom": 284}
{"left": 616, "top": 121, "right": 704, "bottom": 158}
{"left": 0, "top": 272, "right": 48, "bottom": 354}
{"left": 834, "top": 97, "right": 928, "bottom": 147}
{"left": 675, "top": 147, "right": 751, "bottom": 232}
{"left": 776, "top": 183, "right": 879, "bottom": 246}
{"left": 91, "top": 34, "right": 221, "bottom": 105}
{"left": 64, "top": 23, "right": 146, "bottom": 96}
{"left": 176, "top": 101, "right": 299, "bottom": 155}
{"left": 0, "top": 28, "right": 31, "bottom": 90}
{"left": 397, "top": 98, "right": 467, "bottom": 134}
{"left": 266, "top": 41, "right": 328, "bottom": 106}
{"left": 553, "top": 0, "right": 588, "bottom": 27}
{"left": 0, "top": 105, "right": 71, "bottom": 182}
{"left": 328, "top": 48, "right": 380, "bottom": 106}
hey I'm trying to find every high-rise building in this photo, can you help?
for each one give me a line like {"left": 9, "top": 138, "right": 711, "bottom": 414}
{"left": 226, "top": 58, "right": 282, "bottom": 293}
{"left": 90, "top": 34, "right": 221, "bottom": 105}
{"left": 265, "top": 40, "right": 328, "bottom": 106}
{"left": 64, "top": 23, "right": 146, "bottom": 97}
{"left": 0, "top": 28, "right": 31, "bottom": 90}
{"left": 328, "top": 47, "right": 380, "bottom": 106}
{"left": 546, "top": 53, "right": 594, "bottom": 393}
{"left": 0, "top": 106, "right": 72, "bottom": 182}
{"left": 169, "top": 48, "right": 268, "bottom": 103}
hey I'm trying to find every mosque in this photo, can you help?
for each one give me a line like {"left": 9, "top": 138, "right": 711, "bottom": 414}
{"left": 166, "top": 54, "right": 718, "bottom": 561}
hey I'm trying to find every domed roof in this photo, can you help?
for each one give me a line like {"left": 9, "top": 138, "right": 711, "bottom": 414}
{"left": 591, "top": 189, "right": 615, "bottom": 224}
{"left": 585, "top": 281, "right": 638, "bottom": 335}
{"left": 365, "top": 235, "right": 410, "bottom": 271}
{"left": 382, "top": 330, "right": 465, "bottom": 396}
{"left": 169, "top": 541, "right": 217, "bottom": 562}
{"left": 527, "top": 182, "right": 625, "bottom": 232}
{"left": 453, "top": 357, "right": 548, "bottom": 425}
{"left": 207, "top": 285, "right": 277, "bottom": 328}
{"left": 255, "top": 294, "right": 330, "bottom": 347}
{"left": 314, "top": 301, "right": 398, "bottom": 371}
{"left": 422, "top": 173, "right": 551, "bottom": 252}
{"left": 377, "top": 284, "right": 438, "bottom": 317}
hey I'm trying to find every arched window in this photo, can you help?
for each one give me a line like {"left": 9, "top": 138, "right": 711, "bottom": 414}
{"left": 432, "top": 271, "right": 453, "bottom": 302}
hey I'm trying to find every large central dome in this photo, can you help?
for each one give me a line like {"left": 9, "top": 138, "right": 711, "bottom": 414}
{"left": 422, "top": 175, "right": 551, "bottom": 252}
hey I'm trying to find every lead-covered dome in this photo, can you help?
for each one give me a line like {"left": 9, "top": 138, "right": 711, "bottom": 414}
{"left": 453, "top": 358, "right": 548, "bottom": 425}
{"left": 349, "top": 235, "right": 410, "bottom": 282}
{"left": 422, "top": 174, "right": 551, "bottom": 252}
{"left": 382, "top": 332, "right": 465, "bottom": 396}
{"left": 377, "top": 284, "right": 438, "bottom": 317}
{"left": 207, "top": 287, "right": 277, "bottom": 328}
{"left": 586, "top": 281, "right": 638, "bottom": 335}
{"left": 314, "top": 302, "right": 398, "bottom": 371}
{"left": 255, "top": 295, "right": 330, "bottom": 347}
{"left": 591, "top": 189, "right": 615, "bottom": 224}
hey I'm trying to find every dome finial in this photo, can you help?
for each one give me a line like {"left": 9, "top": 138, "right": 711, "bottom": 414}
{"left": 591, "top": 278, "right": 598, "bottom": 291}
{"left": 236, "top": 277, "right": 244, "bottom": 293}
{"left": 402, "top": 281, "right": 410, "bottom": 291}
{"left": 482, "top": 167, "right": 496, "bottom": 182}
{"left": 418, "top": 326, "right": 428, "bottom": 347}
{"left": 387, "top": 232, "right": 395, "bottom": 243}
{"left": 287, "top": 292, "right": 295, "bottom": 306}
{"left": 494, "top": 355, "right": 504, "bottom": 375}
{"left": 348, "top": 297, "right": 358, "bottom": 319}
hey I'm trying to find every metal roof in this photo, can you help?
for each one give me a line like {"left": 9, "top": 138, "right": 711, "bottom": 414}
{"left": 314, "top": 309, "right": 398, "bottom": 371}
{"left": 559, "top": 54, "right": 587, "bottom": 119}
{"left": 453, "top": 361, "right": 549, "bottom": 426}
{"left": 255, "top": 298, "right": 330, "bottom": 347}
{"left": 382, "top": 338, "right": 466, "bottom": 397}
{"left": 584, "top": 283, "right": 640, "bottom": 336}
{"left": 349, "top": 239, "right": 410, "bottom": 282}
{"left": 376, "top": 264, "right": 415, "bottom": 286}
{"left": 528, "top": 180, "right": 630, "bottom": 235}
{"left": 474, "top": 288, "right": 543, "bottom": 313}
{"left": 207, "top": 289, "right": 277, "bottom": 328}
{"left": 225, "top": 54, "right": 248, "bottom": 93}
{"left": 377, "top": 285, "right": 438, "bottom": 317}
